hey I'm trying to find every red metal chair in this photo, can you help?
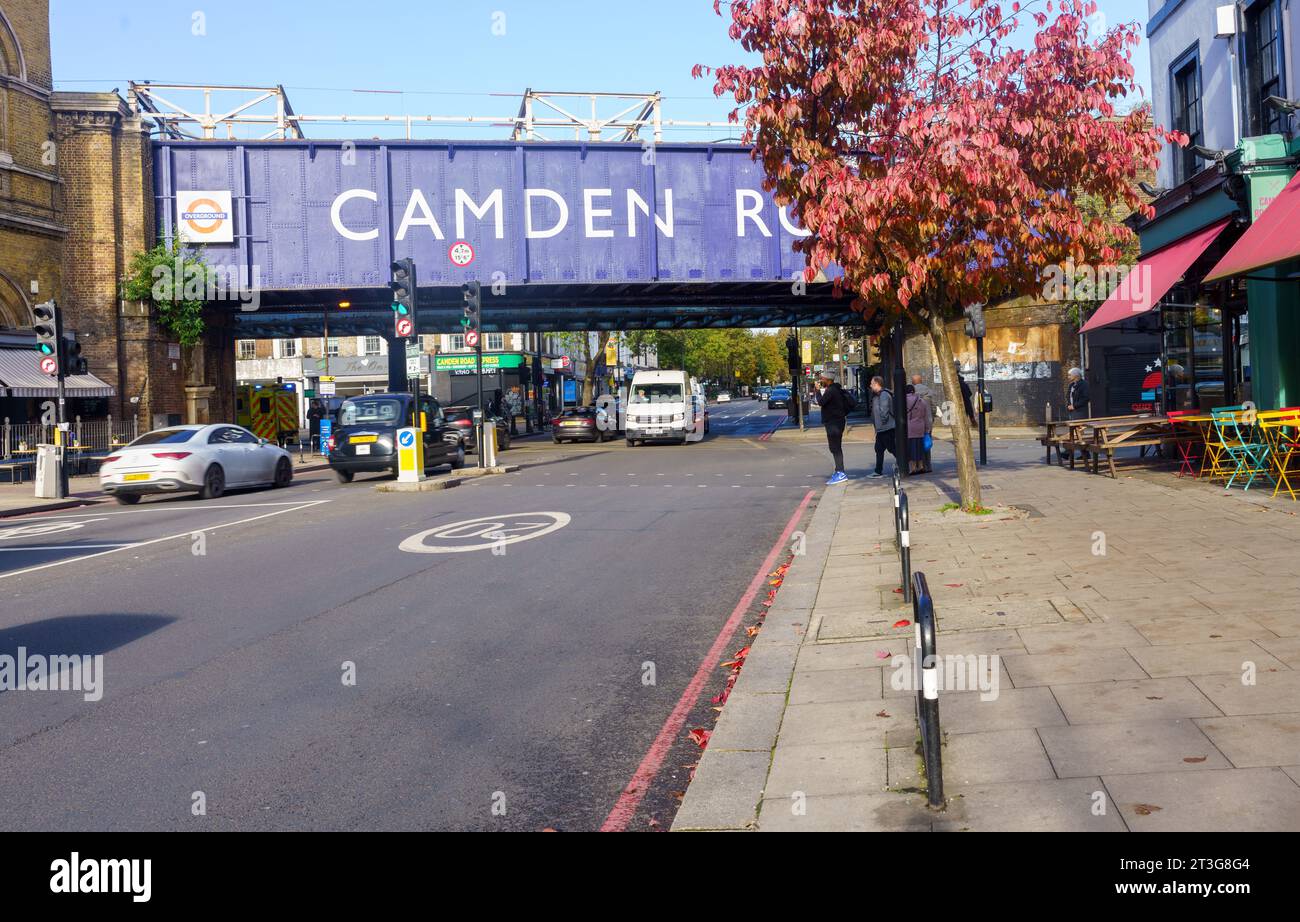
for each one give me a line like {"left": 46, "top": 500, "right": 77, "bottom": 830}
{"left": 1165, "top": 409, "right": 1203, "bottom": 478}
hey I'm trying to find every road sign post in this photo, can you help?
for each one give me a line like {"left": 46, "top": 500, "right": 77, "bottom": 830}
{"left": 395, "top": 427, "right": 424, "bottom": 482}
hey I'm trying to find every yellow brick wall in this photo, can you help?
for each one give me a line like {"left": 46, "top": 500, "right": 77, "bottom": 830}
{"left": 0, "top": 0, "right": 61, "bottom": 332}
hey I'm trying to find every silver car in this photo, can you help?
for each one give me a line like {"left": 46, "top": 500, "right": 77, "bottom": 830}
{"left": 100, "top": 424, "right": 293, "bottom": 505}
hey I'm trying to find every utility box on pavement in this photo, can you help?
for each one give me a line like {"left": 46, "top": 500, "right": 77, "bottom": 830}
{"left": 482, "top": 419, "right": 498, "bottom": 468}
{"left": 395, "top": 427, "right": 424, "bottom": 482}
{"left": 34, "top": 444, "right": 60, "bottom": 498}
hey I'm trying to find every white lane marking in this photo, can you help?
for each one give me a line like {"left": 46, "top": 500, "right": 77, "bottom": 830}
{"left": 400, "top": 512, "right": 570, "bottom": 554}
{"left": 0, "top": 501, "right": 331, "bottom": 581}
{"left": 0, "top": 518, "right": 110, "bottom": 540}
{"left": 0, "top": 544, "right": 132, "bottom": 551}
{"left": 15, "top": 501, "right": 328, "bottom": 522}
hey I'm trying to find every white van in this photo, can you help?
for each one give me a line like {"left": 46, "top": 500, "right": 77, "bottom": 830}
{"left": 625, "top": 370, "right": 708, "bottom": 444}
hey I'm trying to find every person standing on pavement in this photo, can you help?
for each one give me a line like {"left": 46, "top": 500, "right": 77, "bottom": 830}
{"left": 815, "top": 370, "right": 855, "bottom": 485}
{"left": 1066, "top": 368, "right": 1090, "bottom": 420}
{"left": 911, "top": 373, "right": 936, "bottom": 473}
{"left": 955, "top": 363, "right": 975, "bottom": 422}
{"left": 868, "top": 375, "right": 897, "bottom": 478}
{"left": 905, "top": 384, "right": 930, "bottom": 475}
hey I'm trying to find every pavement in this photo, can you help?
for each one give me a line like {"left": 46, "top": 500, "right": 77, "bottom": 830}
{"left": 0, "top": 400, "right": 835, "bottom": 831}
{"left": 674, "top": 431, "right": 1300, "bottom": 831}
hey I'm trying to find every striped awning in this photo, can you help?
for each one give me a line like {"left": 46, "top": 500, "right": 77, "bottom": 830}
{"left": 0, "top": 348, "right": 116, "bottom": 398}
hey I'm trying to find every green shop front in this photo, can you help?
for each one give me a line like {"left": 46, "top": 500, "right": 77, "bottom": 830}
{"left": 1092, "top": 135, "right": 1300, "bottom": 413}
{"left": 433, "top": 352, "right": 533, "bottom": 411}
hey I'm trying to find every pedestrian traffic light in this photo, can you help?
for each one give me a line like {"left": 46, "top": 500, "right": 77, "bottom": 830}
{"left": 390, "top": 258, "right": 417, "bottom": 335}
{"left": 33, "top": 301, "right": 60, "bottom": 370}
{"left": 963, "top": 302, "right": 986, "bottom": 339}
{"left": 462, "top": 280, "right": 481, "bottom": 334}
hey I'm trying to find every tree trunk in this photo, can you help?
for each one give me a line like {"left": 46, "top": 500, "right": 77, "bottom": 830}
{"left": 925, "top": 308, "right": 982, "bottom": 509}
{"left": 582, "top": 331, "right": 611, "bottom": 405}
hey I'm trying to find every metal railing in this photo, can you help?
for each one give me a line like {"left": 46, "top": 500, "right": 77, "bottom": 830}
{"left": 891, "top": 472, "right": 912, "bottom": 602}
{"left": 911, "top": 572, "right": 944, "bottom": 807}
{"left": 2, "top": 416, "right": 139, "bottom": 458}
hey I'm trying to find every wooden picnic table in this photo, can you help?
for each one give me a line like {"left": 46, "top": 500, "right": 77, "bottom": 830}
{"left": 1039, "top": 414, "right": 1177, "bottom": 478}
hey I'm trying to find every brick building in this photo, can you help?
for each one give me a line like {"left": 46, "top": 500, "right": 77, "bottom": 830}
{"left": 0, "top": 1, "right": 200, "bottom": 431}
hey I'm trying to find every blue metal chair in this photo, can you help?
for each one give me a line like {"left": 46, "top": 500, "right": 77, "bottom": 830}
{"left": 1211, "top": 407, "right": 1272, "bottom": 492}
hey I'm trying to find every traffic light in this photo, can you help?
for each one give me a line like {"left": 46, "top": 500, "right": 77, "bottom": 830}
{"left": 33, "top": 301, "right": 60, "bottom": 374}
{"left": 461, "top": 281, "right": 481, "bottom": 335}
{"left": 785, "top": 335, "right": 799, "bottom": 374}
{"left": 869, "top": 335, "right": 884, "bottom": 366}
{"left": 963, "top": 302, "right": 986, "bottom": 339}
{"left": 61, "top": 336, "right": 87, "bottom": 376}
{"left": 390, "top": 258, "right": 417, "bottom": 337}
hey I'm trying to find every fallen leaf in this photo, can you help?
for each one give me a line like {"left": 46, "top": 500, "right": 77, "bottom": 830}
{"left": 893, "top": 619, "right": 911, "bottom": 628}
{"left": 875, "top": 650, "right": 891, "bottom": 660}
{"left": 687, "top": 728, "right": 711, "bottom": 748}
{"left": 1183, "top": 756, "right": 1207, "bottom": 764}
{"left": 875, "top": 710, "right": 891, "bottom": 718}
{"left": 1133, "top": 803, "right": 1162, "bottom": 816}
{"left": 944, "top": 583, "right": 964, "bottom": 588}
{"left": 1145, "top": 696, "right": 1163, "bottom": 700}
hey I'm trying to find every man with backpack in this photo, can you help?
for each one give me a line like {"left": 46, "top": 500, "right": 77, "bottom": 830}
{"left": 868, "top": 375, "right": 897, "bottom": 478}
{"left": 815, "top": 369, "right": 856, "bottom": 485}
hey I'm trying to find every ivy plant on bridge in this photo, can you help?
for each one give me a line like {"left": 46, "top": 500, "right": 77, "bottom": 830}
{"left": 120, "top": 238, "right": 214, "bottom": 348}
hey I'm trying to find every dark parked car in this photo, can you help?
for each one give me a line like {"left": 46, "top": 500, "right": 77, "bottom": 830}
{"left": 552, "top": 406, "right": 614, "bottom": 443}
{"left": 443, "top": 406, "right": 511, "bottom": 452}
{"left": 327, "top": 393, "right": 465, "bottom": 482}
{"left": 768, "top": 387, "right": 791, "bottom": 410}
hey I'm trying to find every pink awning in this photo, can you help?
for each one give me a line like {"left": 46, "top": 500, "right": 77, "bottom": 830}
{"left": 1079, "top": 217, "right": 1232, "bottom": 334}
{"left": 1205, "top": 171, "right": 1300, "bottom": 282}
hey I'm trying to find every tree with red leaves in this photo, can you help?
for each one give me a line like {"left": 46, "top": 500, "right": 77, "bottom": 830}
{"left": 699, "top": 0, "right": 1176, "bottom": 508}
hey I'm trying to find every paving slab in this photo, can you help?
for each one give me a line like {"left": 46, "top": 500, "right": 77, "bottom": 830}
{"left": 1002, "top": 648, "right": 1148, "bottom": 687}
{"left": 1127, "top": 640, "right": 1287, "bottom": 678}
{"left": 1256, "top": 635, "right": 1300, "bottom": 668}
{"left": 1104, "top": 767, "right": 1300, "bottom": 831}
{"left": 937, "top": 777, "right": 1125, "bottom": 832}
{"left": 938, "top": 687, "right": 1068, "bottom": 734}
{"left": 756, "top": 791, "right": 934, "bottom": 831}
{"left": 943, "top": 728, "right": 1057, "bottom": 786}
{"left": 1050, "top": 677, "right": 1223, "bottom": 725}
{"left": 671, "top": 749, "right": 771, "bottom": 830}
{"left": 765, "top": 740, "right": 888, "bottom": 798}
{"left": 787, "top": 666, "right": 883, "bottom": 705}
{"left": 1130, "top": 612, "right": 1277, "bottom": 645}
{"left": 1017, "top": 621, "right": 1150, "bottom": 654}
{"left": 705, "top": 692, "right": 788, "bottom": 752}
{"left": 1189, "top": 669, "right": 1300, "bottom": 716}
{"left": 795, "top": 640, "right": 902, "bottom": 672}
{"left": 1038, "top": 719, "right": 1229, "bottom": 777}
{"left": 1194, "top": 714, "right": 1300, "bottom": 768}
{"left": 775, "top": 700, "right": 915, "bottom": 747}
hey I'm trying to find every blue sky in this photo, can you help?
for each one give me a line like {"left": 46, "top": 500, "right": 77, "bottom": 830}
{"left": 50, "top": 0, "right": 1153, "bottom": 140}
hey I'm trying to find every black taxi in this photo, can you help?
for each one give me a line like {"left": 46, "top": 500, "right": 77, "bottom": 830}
{"left": 327, "top": 393, "right": 466, "bottom": 482}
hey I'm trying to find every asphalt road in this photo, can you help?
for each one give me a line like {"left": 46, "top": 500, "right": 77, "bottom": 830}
{"left": 0, "top": 399, "right": 834, "bottom": 831}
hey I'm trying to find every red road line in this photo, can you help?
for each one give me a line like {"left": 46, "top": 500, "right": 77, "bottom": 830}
{"left": 757, "top": 418, "right": 787, "bottom": 441}
{"left": 600, "top": 487, "right": 816, "bottom": 832}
